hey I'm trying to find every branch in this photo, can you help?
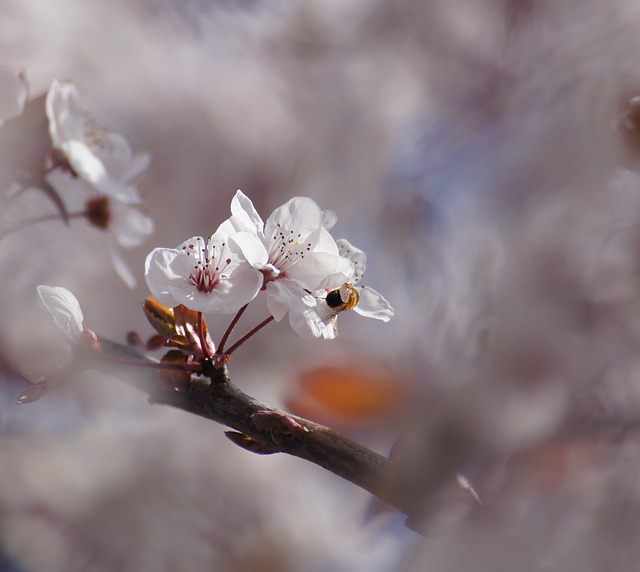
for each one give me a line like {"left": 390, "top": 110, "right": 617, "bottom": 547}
{"left": 96, "top": 338, "right": 414, "bottom": 519}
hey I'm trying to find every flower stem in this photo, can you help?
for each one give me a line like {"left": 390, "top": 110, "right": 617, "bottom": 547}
{"left": 225, "top": 315, "right": 275, "bottom": 357}
{"left": 217, "top": 304, "right": 249, "bottom": 354}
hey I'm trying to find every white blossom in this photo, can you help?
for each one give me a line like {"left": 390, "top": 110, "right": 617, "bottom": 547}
{"left": 221, "top": 190, "right": 352, "bottom": 335}
{"left": 45, "top": 79, "right": 150, "bottom": 205}
{"left": 45, "top": 80, "right": 153, "bottom": 287}
{"left": 145, "top": 226, "right": 264, "bottom": 314}
{"left": 311, "top": 239, "right": 394, "bottom": 339}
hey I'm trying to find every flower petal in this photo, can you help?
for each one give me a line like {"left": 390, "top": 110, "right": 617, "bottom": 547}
{"left": 282, "top": 227, "right": 349, "bottom": 287}
{"left": 110, "top": 203, "right": 154, "bottom": 249}
{"left": 109, "top": 239, "right": 137, "bottom": 288}
{"left": 314, "top": 272, "right": 352, "bottom": 293}
{"left": 37, "top": 285, "right": 84, "bottom": 341}
{"left": 266, "top": 279, "right": 324, "bottom": 337}
{"left": 266, "top": 279, "right": 315, "bottom": 320}
{"left": 289, "top": 304, "right": 327, "bottom": 339}
{"left": 228, "top": 230, "right": 269, "bottom": 268}
{"left": 230, "top": 190, "right": 265, "bottom": 238}
{"left": 145, "top": 247, "right": 189, "bottom": 308}
{"left": 264, "top": 196, "right": 325, "bottom": 244}
{"left": 353, "top": 285, "right": 394, "bottom": 322}
{"left": 337, "top": 238, "right": 367, "bottom": 284}
{"left": 46, "top": 79, "right": 85, "bottom": 147}
{"left": 62, "top": 139, "right": 108, "bottom": 187}
{"left": 321, "top": 209, "right": 338, "bottom": 230}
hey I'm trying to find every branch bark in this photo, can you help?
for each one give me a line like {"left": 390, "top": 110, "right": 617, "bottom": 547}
{"left": 97, "top": 338, "right": 414, "bottom": 519}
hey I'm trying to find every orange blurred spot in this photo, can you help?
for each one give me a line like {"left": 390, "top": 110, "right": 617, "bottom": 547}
{"left": 285, "top": 363, "right": 408, "bottom": 428}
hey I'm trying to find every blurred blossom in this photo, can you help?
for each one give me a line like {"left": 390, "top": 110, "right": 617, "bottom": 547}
{"left": 37, "top": 285, "right": 84, "bottom": 343}
{"left": 40, "top": 79, "right": 154, "bottom": 288}
{"left": 46, "top": 79, "right": 150, "bottom": 205}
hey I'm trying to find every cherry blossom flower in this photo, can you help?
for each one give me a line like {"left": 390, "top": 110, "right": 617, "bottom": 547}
{"left": 145, "top": 227, "right": 264, "bottom": 314}
{"left": 221, "top": 190, "right": 353, "bottom": 335}
{"left": 44, "top": 80, "right": 153, "bottom": 287}
{"left": 310, "top": 239, "right": 394, "bottom": 339}
{"left": 46, "top": 79, "right": 150, "bottom": 204}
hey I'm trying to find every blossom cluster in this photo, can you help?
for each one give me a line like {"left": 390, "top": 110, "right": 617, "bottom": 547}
{"left": 45, "top": 79, "right": 153, "bottom": 287}
{"left": 145, "top": 191, "right": 394, "bottom": 339}
{"left": 0, "top": 67, "right": 152, "bottom": 287}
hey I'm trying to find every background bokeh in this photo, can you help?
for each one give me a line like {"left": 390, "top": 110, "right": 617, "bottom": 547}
{"left": 3, "top": 1, "right": 640, "bottom": 570}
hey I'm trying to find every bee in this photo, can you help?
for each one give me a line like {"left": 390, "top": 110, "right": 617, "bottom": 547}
{"left": 317, "top": 282, "right": 360, "bottom": 336}
{"left": 324, "top": 282, "right": 360, "bottom": 313}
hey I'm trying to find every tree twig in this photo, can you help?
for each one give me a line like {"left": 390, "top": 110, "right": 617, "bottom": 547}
{"left": 96, "top": 338, "right": 414, "bottom": 519}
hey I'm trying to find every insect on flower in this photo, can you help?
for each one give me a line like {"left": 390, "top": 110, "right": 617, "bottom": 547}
{"left": 309, "top": 239, "right": 394, "bottom": 339}
{"left": 314, "top": 282, "right": 360, "bottom": 335}
{"left": 325, "top": 282, "right": 360, "bottom": 313}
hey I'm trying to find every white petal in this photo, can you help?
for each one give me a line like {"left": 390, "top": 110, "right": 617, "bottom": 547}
{"left": 95, "top": 133, "right": 148, "bottom": 192}
{"left": 264, "top": 196, "right": 324, "bottom": 244}
{"left": 283, "top": 228, "right": 347, "bottom": 287}
{"left": 46, "top": 79, "right": 85, "bottom": 147}
{"left": 321, "top": 208, "right": 338, "bottom": 230}
{"left": 288, "top": 304, "right": 327, "bottom": 339}
{"left": 230, "top": 190, "right": 265, "bottom": 238}
{"left": 37, "top": 285, "right": 84, "bottom": 341}
{"left": 337, "top": 238, "right": 367, "bottom": 283}
{"left": 266, "top": 279, "right": 316, "bottom": 322}
{"left": 109, "top": 240, "right": 137, "bottom": 288}
{"left": 319, "top": 319, "right": 338, "bottom": 340}
{"left": 282, "top": 252, "right": 337, "bottom": 289}
{"left": 145, "top": 247, "right": 188, "bottom": 308}
{"left": 229, "top": 231, "right": 269, "bottom": 267}
{"left": 353, "top": 285, "right": 394, "bottom": 322}
{"left": 110, "top": 203, "right": 154, "bottom": 248}
{"left": 265, "top": 281, "right": 293, "bottom": 321}
{"left": 313, "top": 226, "right": 340, "bottom": 256}
{"left": 217, "top": 262, "right": 263, "bottom": 312}
{"left": 314, "top": 272, "right": 351, "bottom": 293}
{"left": 212, "top": 217, "right": 242, "bottom": 244}
{"left": 99, "top": 180, "right": 143, "bottom": 205}
{"left": 123, "top": 152, "right": 151, "bottom": 182}
{"left": 62, "top": 139, "right": 108, "bottom": 187}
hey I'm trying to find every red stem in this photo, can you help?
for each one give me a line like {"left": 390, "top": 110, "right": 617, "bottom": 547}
{"left": 225, "top": 315, "right": 275, "bottom": 357}
{"left": 217, "top": 303, "right": 249, "bottom": 354}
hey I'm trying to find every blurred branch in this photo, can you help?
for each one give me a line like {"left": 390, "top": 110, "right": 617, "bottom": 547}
{"left": 97, "top": 338, "right": 413, "bottom": 519}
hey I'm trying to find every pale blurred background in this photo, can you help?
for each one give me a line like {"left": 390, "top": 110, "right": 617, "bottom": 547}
{"left": 3, "top": 0, "right": 640, "bottom": 570}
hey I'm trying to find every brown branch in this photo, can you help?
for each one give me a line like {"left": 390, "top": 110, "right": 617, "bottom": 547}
{"left": 96, "top": 338, "right": 414, "bottom": 519}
